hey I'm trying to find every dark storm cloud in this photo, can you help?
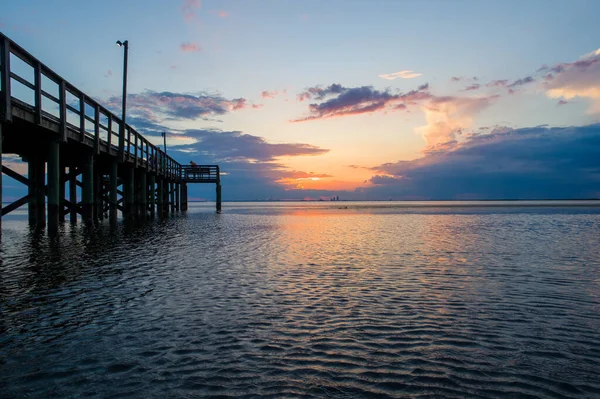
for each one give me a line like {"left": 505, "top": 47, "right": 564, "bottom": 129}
{"left": 364, "top": 124, "right": 600, "bottom": 200}
{"left": 174, "top": 129, "right": 329, "bottom": 162}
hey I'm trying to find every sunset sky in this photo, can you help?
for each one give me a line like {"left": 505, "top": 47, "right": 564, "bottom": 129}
{"left": 2, "top": 0, "right": 600, "bottom": 200}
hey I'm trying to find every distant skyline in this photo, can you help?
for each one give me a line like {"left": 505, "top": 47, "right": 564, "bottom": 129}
{"left": 2, "top": 0, "right": 600, "bottom": 200}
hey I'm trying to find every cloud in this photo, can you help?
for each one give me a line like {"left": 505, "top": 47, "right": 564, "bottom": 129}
{"left": 462, "top": 83, "right": 481, "bottom": 91}
{"left": 557, "top": 99, "right": 568, "bottom": 106}
{"left": 365, "top": 123, "right": 600, "bottom": 200}
{"left": 293, "top": 83, "right": 431, "bottom": 121}
{"left": 104, "top": 69, "right": 112, "bottom": 78}
{"left": 261, "top": 90, "right": 278, "bottom": 99}
{"left": 172, "top": 129, "right": 330, "bottom": 162}
{"left": 180, "top": 42, "right": 201, "bottom": 52}
{"left": 378, "top": 70, "right": 422, "bottom": 80}
{"left": 417, "top": 95, "right": 498, "bottom": 149}
{"left": 485, "top": 79, "right": 508, "bottom": 88}
{"left": 181, "top": 0, "right": 201, "bottom": 23}
{"left": 542, "top": 48, "right": 600, "bottom": 113}
{"left": 507, "top": 76, "right": 535, "bottom": 88}
{"left": 218, "top": 10, "right": 229, "bottom": 17}
{"left": 252, "top": 104, "right": 264, "bottom": 109}
{"left": 451, "top": 77, "right": 462, "bottom": 82}
{"left": 107, "top": 90, "right": 248, "bottom": 123}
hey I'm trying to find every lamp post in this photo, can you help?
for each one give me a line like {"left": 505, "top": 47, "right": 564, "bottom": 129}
{"left": 162, "top": 131, "right": 167, "bottom": 154}
{"left": 116, "top": 40, "right": 128, "bottom": 158}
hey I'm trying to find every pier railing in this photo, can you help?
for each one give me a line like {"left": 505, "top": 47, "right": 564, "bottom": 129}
{"left": 181, "top": 165, "right": 220, "bottom": 183}
{"left": 0, "top": 32, "right": 181, "bottom": 180}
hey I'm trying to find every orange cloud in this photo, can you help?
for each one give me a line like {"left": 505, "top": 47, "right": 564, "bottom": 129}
{"left": 180, "top": 42, "right": 201, "bottom": 52}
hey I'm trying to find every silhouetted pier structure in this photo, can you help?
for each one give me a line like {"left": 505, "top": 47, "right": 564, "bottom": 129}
{"left": 0, "top": 33, "right": 222, "bottom": 234}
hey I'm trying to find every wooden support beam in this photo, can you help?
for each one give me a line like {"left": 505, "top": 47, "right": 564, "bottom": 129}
{"left": 1, "top": 165, "right": 29, "bottom": 186}
{"left": 216, "top": 184, "right": 222, "bottom": 213}
{"left": 109, "top": 160, "right": 118, "bottom": 224}
{"left": 69, "top": 163, "right": 77, "bottom": 223}
{"left": 181, "top": 183, "right": 188, "bottom": 212}
{"left": 123, "top": 165, "right": 134, "bottom": 218}
{"left": 28, "top": 155, "right": 46, "bottom": 227}
{"left": 0, "top": 124, "right": 2, "bottom": 234}
{"left": 157, "top": 177, "right": 164, "bottom": 217}
{"left": 175, "top": 182, "right": 180, "bottom": 212}
{"left": 139, "top": 170, "right": 147, "bottom": 217}
{"left": 82, "top": 153, "right": 94, "bottom": 223}
{"left": 47, "top": 140, "right": 60, "bottom": 231}
{"left": 2, "top": 194, "right": 29, "bottom": 216}
{"left": 148, "top": 174, "right": 156, "bottom": 217}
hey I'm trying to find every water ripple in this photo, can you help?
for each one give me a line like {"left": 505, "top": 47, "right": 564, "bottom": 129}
{"left": 1, "top": 204, "right": 600, "bottom": 397}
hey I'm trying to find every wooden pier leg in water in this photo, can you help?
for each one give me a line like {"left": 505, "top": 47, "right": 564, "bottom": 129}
{"left": 82, "top": 153, "right": 94, "bottom": 224}
{"left": 139, "top": 170, "right": 147, "bottom": 217}
{"left": 149, "top": 174, "right": 156, "bottom": 217}
{"left": 216, "top": 184, "right": 222, "bottom": 213}
{"left": 0, "top": 124, "right": 3, "bottom": 236}
{"left": 157, "top": 177, "right": 164, "bottom": 217}
{"left": 181, "top": 183, "right": 188, "bottom": 211}
{"left": 28, "top": 155, "right": 46, "bottom": 227}
{"left": 93, "top": 167, "right": 100, "bottom": 221}
{"left": 175, "top": 182, "right": 180, "bottom": 212}
{"left": 110, "top": 160, "right": 118, "bottom": 224}
{"left": 123, "top": 165, "right": 134, "bottom": 218}
{"left": 163, "top": 180, "right": 170, "bottom": 214}
{"left": 59, "top": 159, "right": 66, "bottom": 223}
{"left": 69, "top": 163, "right": 77, "bottom": 223}
{"left": 47, "top": 140, "right": 60, "bottom": 231}
{"left": 170, "top": 181, "right": 175, "bottom": 214}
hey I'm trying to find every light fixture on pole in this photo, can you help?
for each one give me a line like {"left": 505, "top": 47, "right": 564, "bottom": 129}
{"left": 116, "top": 40, "right": 129, "bottom": 158}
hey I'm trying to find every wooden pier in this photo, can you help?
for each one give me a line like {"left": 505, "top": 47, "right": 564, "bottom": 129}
{"left": 0, "top": 33, "right": 222, "bottom": 235}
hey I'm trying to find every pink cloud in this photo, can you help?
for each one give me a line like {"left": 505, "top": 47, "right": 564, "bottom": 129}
{"left": 543, "top": 48, "right": 600, "bottom": 113}
{"left": 218, "top": 10, "right": 229, "bottom": 17}
{"left": 180, "top": 42, "right": 201, "bottom": 52}
{"left": 231, "top": 98, "right": 247, "bottom": 110}
{"left": 104, "top": 69, "right": 112, "bottom": 78}
{"left": 252, "top": 104, "right": 264, "bottom": 109}
{"left": 181, "top": 0, "right": 201, "bottom": 22}
{"left": 261, "top": 90, "right": 278, "bottom": 99}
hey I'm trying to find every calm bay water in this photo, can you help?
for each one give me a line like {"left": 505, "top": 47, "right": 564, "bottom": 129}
{"left": 1, "top": 201, "right": 600, "bottom": 398}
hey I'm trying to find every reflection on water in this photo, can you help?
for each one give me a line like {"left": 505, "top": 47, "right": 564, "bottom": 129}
{"left": 1, "top": 202, "right": 600, "bottom": 397}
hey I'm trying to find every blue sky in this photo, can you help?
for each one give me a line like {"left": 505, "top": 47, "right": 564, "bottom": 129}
{"left": 2, "top": 0, "right": 600, "bottom": 200}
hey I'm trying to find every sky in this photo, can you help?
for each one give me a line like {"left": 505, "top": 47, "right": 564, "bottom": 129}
{"left": 2, "top": 0, "right": 600, "bottom": 200}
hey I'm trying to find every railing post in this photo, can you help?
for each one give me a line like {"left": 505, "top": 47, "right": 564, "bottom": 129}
{"left": 94, "top": 104, "right": 100, "bottom": 154}
{"left": 107, "top": 114, "right": 112, "bottom": 149}
{"left": 34, "top": 61, "right": 42, "bottom": 124}
{"left": 0, "top": 36, "right": 12, "bottom": 122}
{"left": 59, "top": 81, "right": 66, "bottom": 141}
{"left": 134, "top": 131, "right": 138, "bottom": 165}
{"left": 79, "top": 93, "right": 85, "bottom": 141}
{"left": 118, "top": 118, "right": 124, "bottom": 160}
